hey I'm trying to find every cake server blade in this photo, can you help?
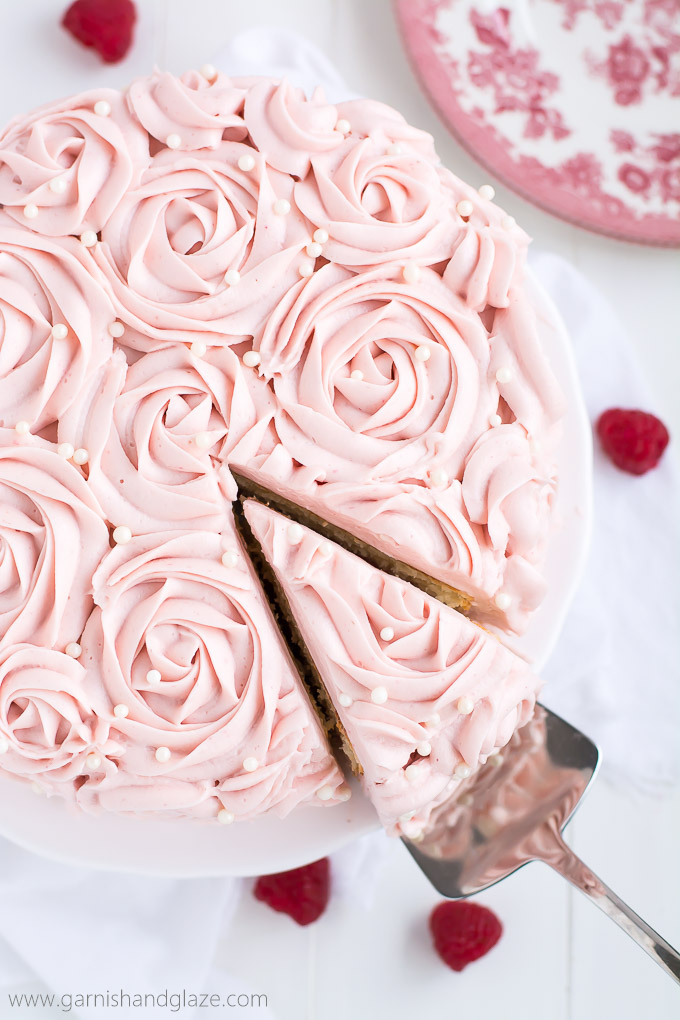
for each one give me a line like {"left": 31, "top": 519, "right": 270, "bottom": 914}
{"left": 403, "top": 705, "right": 680, "bottom": 984}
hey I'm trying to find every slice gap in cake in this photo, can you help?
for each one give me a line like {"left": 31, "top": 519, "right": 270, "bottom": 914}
{"left": 232, "top": 470, "right": 472, "bottom": 614}
{"left": 233, "top": 497, "right": 363, "bottom": 777}
{"left": 242, "top": 498, "right": 542, "bottom": 839}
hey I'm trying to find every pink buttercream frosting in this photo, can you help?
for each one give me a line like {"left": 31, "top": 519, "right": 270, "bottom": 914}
{"left": 244, "top": 501, "right": 541, "bottom": 835}
{"left": 0, "top": 69, "right": 566, "bottom": 823}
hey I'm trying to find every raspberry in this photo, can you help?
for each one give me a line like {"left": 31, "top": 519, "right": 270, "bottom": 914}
{"left": 62, "top": 0, "right": 137, "bottom": 64}
{"left": 253, "top": 858, "right": 330, "bottom": 926}
{"left": 429, "top": 901, "right": 503, "bottom": 971}
{"left": 596, "top": 407, "right": 670, "bottom": 476}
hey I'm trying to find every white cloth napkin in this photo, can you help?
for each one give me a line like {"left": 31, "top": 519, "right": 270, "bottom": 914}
{"left": 0, "top": 26, "right": 677, "bottom": 1020}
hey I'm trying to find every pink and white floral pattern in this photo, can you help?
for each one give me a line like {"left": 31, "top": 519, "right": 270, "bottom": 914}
{"left": 395, "top": 0, "right": 680, "bottom": 244}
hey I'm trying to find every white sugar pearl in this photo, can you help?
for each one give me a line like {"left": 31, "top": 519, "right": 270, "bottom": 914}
{"left": 112, "top": 525, "right": 132, "bottom": 545}
{"left": 313, "top": 228, "right": 329, "bottom": 244}
{"left": 80, "top": 230, "right": 97, "bottom": 247}
{"left": 404, "top": 762, "right": 421, "bottom": 783}
{"left": 51, "top": 323, "right": 68, "bottom": 340}
{"left": 335, "top": 118, "right": 351, "bottom": 134}
{"left": 221, "top": 549, "right": 239, "bottom": 567}
{"left": 155, "top": 746, "right": 171, "bottom": 763}
{"left": 49, "top": 177, "right": 67, "bottom": 194}
{"left": 337, "top": 784, "right": 352, "bottom": 801}
{"left": 455, "top": 762, "right": 472, "bottom": 779}
{"left": 57, "top": 443, "right": 74, "bottom": 459}
{"left": 456, "top": 696, "right": 474, "bottom": 716}
{"left": 217, "top": 808, "right": 235, "bottom": 824}
{"left": 94, "top": 100, "right": 111, "bottom": 117}
{"left": 417, "top": 741, "right": 432, "bottom": 757}
{"left": 86, "top": 753, "right": 101, "bottom": 769}
{"left": 14, "top": 421, "right": 30, "bottom": 435}
{"left": 489, "top": 413, "right": 502, "bottom": 427}
{"left": 225, "top": 268, "right": 241, "bottom": 286}
{"left": 194, "top": 431, "right": 212, "bottom": 450}
{"left": 73, "top": 448, "right": 89, "bottom": 465}
{"left": 478, "top": 184, "right": 495, "bottom": 200}
{"left": 0, "top": 737, "right": 8, "bottom": 754}
{"left": 387, "top": 143, "right": 403, "bottom": 156}
{"left": 496, "top": 366, "right": 513, "bottom": 384}
{"left": 242, "top": 756, "right": 258, "bottom": 773}
{"left": 488, "top": 753, "right": 504, "bottom": 768}
{"left": 65, "top": 642, "right": 82, "bottom": 659}
{"left": 338, "top": 692, "right": 353, "bottom": 708}
{"left": 401, "top": 819, "right": 424, "bottom": 839}
{"left": 502, "top": 215, "right": 516, "bottom": 230}
{"left": 146, "top": 669, "right": 162, "bottom": 684}
{"left": 430, "top": 468, "right": 448, "bottom": 489}
{"left": 166, "top": 133, "right": 181, "bottom": 149}
{"left": 495, "top": 591, "right": 512, "bottom": 611}
{"left": 316, "top": 784, "right": 335, "bottom": 801}
{"left": 298, "top": 260, "right": 314, "bottom": 278}
{"left": 425, "top": 713, "right": 441, "bottom": 728}
{"left": 242, "top": 350, "right": 261, "bottom": 368}
{"left": 113, "top": 704, "right": 129, "bottom": 719}
{"left": 108, "top": 321, "right": 125, "bottom": 338}
{"left": 286, "top": 522, "right": 303, "bottom": 544}
{"left": 371, "top": 686, "right": 388, "bottom": 705}
{"left": 414, "top": 345, "right": 431, "bottom": 362}
{"left": 402, "top": 262, "right": 421, "bottom": 284}
{"left": 201, "top": 63, "right": 217, "bottom": 81}
{"left": 456, "top": 199, "right": 474, "bottom": 218}
{"left": 380, "top": 627, "right": 395, "bottom": 641}
{"left": 191, "top": 341, "right": 207, "bottom": 357}
{"left": 350, "top": 369, "right": 364, "bottom": 381}
{"left": 23, "top": 203, "right": 38, "bottom": 219}
{"left": 306, "top": 241, "right": 323, "bottom": 258}
{"left": 273, "top": 198, "right": 291, "bottom": 216}
{"left": 237, "top": 153, "right": 255, "bottom": 172}
{"left": 319, "top": 541, "right": 333, "bottom": 556}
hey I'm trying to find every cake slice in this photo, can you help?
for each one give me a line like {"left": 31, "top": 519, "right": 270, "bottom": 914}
{"left": 243, "top": 499, "right": 542, "bottom": 837}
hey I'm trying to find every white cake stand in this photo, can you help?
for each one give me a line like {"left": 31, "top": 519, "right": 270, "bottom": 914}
{"left": 0, "top": 271, "right": 591, "bottom": 877}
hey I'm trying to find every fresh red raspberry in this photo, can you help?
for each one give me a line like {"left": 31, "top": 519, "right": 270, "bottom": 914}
{"left": 253, "top": 858, "right": 330, "bottom": 926}
{"left": 62, "top": 0, "right": 136, "bottom": 64}
{"left": 596, "top": 407, "right": 670, "bottom": 476}
{"left": 429, "top": 900, "right": 503, "bottom": 971}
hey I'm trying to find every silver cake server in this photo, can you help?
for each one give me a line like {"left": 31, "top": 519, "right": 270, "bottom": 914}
{"left": 403, "top": 705, "right": 680, "bottom": 984}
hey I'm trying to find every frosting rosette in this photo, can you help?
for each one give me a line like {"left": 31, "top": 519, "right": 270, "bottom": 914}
{"left": 58, "top": 345, "right": 274, "bottom": 532}
{"left": 244, "top": 79, "right": 343, "bottom": 176}
{"left": 0, "top": 89, "right": 148, "bottom": 236}
{"left": 0, "top": 217, "right": 114, "bottom": 431}
{"left": 294, "top": 132, "right": 460, "bottom": 267}
{"left": 91, "top": 141, "right": 309, "bottom": 350}
{"left": 256, "top": 264, "right": 494, "bottom": 484}
{"left": 0, "top": 643, "right": 103, "bottom": 785}
{"left": 127, "top": 69, "right": 248, "bottom": 150}
{"left": 77, "top": 527, "right": 344, "bottom": 819}
{"left": 0, "top": 431, "right": 110, "bottom": 649}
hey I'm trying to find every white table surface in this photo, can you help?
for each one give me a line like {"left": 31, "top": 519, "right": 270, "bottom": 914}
{"left": 1, "top": 2, "right": 679, "bottom": 1018}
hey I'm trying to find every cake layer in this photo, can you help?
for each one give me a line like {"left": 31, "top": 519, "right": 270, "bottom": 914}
{"left": 244, "top": 499, "right": 542, "bottom": 836}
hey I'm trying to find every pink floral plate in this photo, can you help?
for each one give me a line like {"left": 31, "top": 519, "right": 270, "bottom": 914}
{"left": 395, "top": 0, "right": 680, "bottom": 246}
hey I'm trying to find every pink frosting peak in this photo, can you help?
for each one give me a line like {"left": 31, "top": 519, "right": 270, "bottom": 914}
{"left": 244, "top": 79, "right": 343, "bottom": 176}
{"left": 244, "top": 501, "right": 541, "bottom": 835}
{"left": 127, "top": 69, "right": 248, "bottom": 151}
{"left": 0, "top": 88, "right": 148, "bottom": 236}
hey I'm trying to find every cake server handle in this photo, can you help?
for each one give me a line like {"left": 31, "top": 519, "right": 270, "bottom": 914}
{"left": 540, "top": 826, "right": 680, "bottom": 984}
